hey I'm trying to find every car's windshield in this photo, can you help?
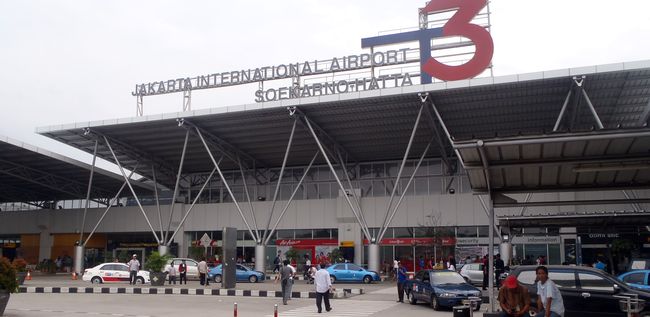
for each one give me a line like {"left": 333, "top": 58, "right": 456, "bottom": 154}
{"left": 431, "top": 271, "right": 466, "bottom": 284}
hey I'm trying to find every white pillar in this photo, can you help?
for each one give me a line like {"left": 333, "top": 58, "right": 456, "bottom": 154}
{"left": 255, "top": 244, "right": 266, "bottom": 273}
{"left": 368, "top": 243, "right": 380, "bottom": 273}
{"left": 73, "top": 245, "right": 84, "bottom": 274}
{"left": 158, "top": 244, "right": 169, "bottom": 256}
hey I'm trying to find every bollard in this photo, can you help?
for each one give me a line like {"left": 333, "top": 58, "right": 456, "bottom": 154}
{"left": 274, "top": 303, "right": 278, "bottom": 317}
{"left": 234, "top": 302, "right": 237, "bottom": 317}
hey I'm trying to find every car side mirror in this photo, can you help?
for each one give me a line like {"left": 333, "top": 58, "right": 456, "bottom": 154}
{"left": 613, "top": 284, "right": 621, "bottom": 292}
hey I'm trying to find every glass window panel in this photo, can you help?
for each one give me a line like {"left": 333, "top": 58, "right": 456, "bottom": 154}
{"left": 548, "top": 244, "right": 561, "bottom": 265}
{"left": 372, "top": 163, "right": 385, "bottom": 178}
{"left": 524, "top": 244, "right": 547, "bottom": 261}
{"left": 436, "top": 227, "right": 455, "bottom": 237}
{"left": 385, "top": 163, "right": 398, "bottom": 177}
{"left": 523, "top": 227, "right": 546, "bottom": 234}
{"left": 429, "top": 161, "right": 442, "bottom": 175}
{"left": 313, "top": 229, "right": 331, "bottom": 239}
{"left": 414, "top": 227, "right": 433, "bottom": 238}
{"left": 333, "top": 264, "right": 345, "bottom": 270}
{"left": 348, "top": 264, "right": 362, "bottom": 271}
{"left": 306, "top": 184, "right": 319, "bottom": 199}
{"left": 578, "top": 273, "right": 614, "bottom": 291}
{"left": 318, "top": 183, "right": 331, "bottom": 199}
{"left": 457, "top": 226, "right": 478, "bottom": 238}
{"left": 394, "top": 227, "right": 413, "bottom": 238}
{"left": 549, "top": 272, "right": 576, "bottom": 288}
{"left": 622, "top": 272, "right": 645, "bottom": 284}
{"left": 429, "top": 177, "right": 442, "bottom": 194}
{"left": 359, "top": 164, "right": 373, "bottom": 179}
{"left": 384, "top": 180, "right": 395, "bottom": 196}
{"left": 518, "top": 270, "right": 537, "bottom": 285}
{"left": 395, "top": 246, "right": 414, "bottom": 271}
{"left": 293, "top": 184, "right": 304, "bottom": 200}
{"left": 414, "top": 178, "right": 428, "bottom": 195}
{"left": 276, "top": 230, "right": 293, "bottom": 239}
{"left": 372, "top": 180, "right": 385, "bottom": 197}
{"left": 331, "top": 229, "right": 338, "bottom": 239}
{"left": 280, "top": 184, "right": 292, "bottom": 200}
{"left": 414, "top": 161, "right": 428, "bottom": 176}
{"left": 294, "top": 229, "right": 312, "bottom": 239}
{"left": 400, "top": 179, "right": 414, "bottom": 196}
{"left": 461, "top": 176, "right": 471, "bottom": 193}
{"left": 478, "top": 226, "right": 489, "bottom": 237}
{"left": 318, "top": 167, "right": 331, "bottom": 181}
{"left": 360, "top": 180, "right": 372, "bottom": 197}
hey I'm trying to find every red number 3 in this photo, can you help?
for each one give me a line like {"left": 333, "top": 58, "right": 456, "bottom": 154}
{"left": 421, "top": 0, "right": 494, "bottom": 81}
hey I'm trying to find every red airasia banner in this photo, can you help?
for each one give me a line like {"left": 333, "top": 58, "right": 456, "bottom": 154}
{"left": 363, "top": 237, "right": 456, "bottom": 246}
{"left": 275, "top": 239, "right": 338, "bottom": 246}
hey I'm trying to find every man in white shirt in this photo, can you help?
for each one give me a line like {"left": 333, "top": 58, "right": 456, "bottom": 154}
{"left": 197, "top": 258, "right": 209, "bottom": 286}
{"left": 314, "top": 264, "right": 333, "bottom": 313}
{"left": 126, "top": 254, "right": 140, "bottom": 285}
{"left": 535, "top": 266, "right": 564, "bottom": 317}
{"left": 287, "top": 260, "right": 296, "bottom": 298}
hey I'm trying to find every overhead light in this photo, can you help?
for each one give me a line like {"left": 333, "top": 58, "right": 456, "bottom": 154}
{"left": 572, "top": 164, "right": 650, "bottom": 173}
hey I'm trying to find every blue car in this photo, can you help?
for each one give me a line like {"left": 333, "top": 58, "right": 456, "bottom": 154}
{"left": 405, "top": 270, "right": 482, "bottom": 311}
{"left": 326, "top": 263, "right": 380, "bottom": 284}
{"left": 208, "top": 264, "right": 265, "bottom": 283}
{"left": 618, "top": 270, "right": 650, "bottom": 291}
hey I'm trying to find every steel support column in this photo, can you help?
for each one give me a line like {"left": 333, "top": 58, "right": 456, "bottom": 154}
{"left": 303, "top": 117, "right": 372, "bottom": 241}
{"left": 553, "top": 89, "right": 573, "bottom": 132}
{"left": 196, "top": 128, "right": 258, "bottom": 241}
{"left": 581, "top": 88, "right": 604, "bottom": 129}
{"left": 165, "top": 130, "right": 190, "bottom": 243}
{"left": 239, "top": 158, "right": 260, "bottom": 242}
{"left": 262, "top": 120, "right": 297, "bottom": 244}
{"left": 152, "top": 165, "right": 164, "bottom": 242}
{"left": 378, "top": 103, "right": 424, "bottom": 241}
{"left": 476, "top": 141, "right": 496, "bottom": 312}
{"left": 79, "top": 140, "right": 98, "bottom": 246}
{"left": 104, "top": 136, "right": 161, "bottom": 244}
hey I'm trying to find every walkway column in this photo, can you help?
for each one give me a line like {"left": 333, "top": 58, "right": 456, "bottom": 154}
{"left": 368, "top": 243, "right": 380, "bottom": 273}
{"left": 158, "top": 244, "right": 168, "bottom": 256}
{"left": 73, "top": 245, "right": 84, "bottom": 274}
{"left": 255, "top": 244, "right": 266, "bottom": 273}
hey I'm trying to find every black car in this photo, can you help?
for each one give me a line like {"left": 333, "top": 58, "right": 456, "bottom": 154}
{"left": 509, "top": 265, "right": 650, "bottom": 317}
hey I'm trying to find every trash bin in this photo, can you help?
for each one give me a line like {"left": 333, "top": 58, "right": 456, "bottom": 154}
{"left": 453, "top": 305, "right": 471, "bottom": 317}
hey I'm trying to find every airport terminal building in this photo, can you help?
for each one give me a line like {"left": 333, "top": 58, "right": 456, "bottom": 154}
{"left": 1, "top": 2, "right": 650, "bottom": 276}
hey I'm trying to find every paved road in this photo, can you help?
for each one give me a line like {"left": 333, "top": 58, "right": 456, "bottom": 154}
{"left": 5, "top": 274, "right": 493, "bottom": 316}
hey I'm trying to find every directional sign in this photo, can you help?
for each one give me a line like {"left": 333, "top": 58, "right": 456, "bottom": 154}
{"left": 200, "top": 233, "right": 212, "bottom": 247}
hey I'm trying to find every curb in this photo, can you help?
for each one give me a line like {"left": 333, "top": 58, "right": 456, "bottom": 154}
{"left": 18, "top": 286, "right": 363, "bottom": 299}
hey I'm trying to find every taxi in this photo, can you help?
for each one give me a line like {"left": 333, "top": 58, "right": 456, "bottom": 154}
{"left": 82, "top": 262, "right": 150, "bottom": 284}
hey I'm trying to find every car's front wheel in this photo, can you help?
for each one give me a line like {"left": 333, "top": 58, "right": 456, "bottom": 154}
{"left": 431, "top": 295, "right": 440, "bottom": 311}
{"left": 249, "top": 275, "right": 258, "bottom": 283}
{"left": 214, "top": 274, "right": 222, "bottom": 283}
{"left": 408, "top": 291, "right": 417, "bottom": 305}
{"left": 473, "top": 304, "right": 481, "bottom": 312}
{"left": 91, "top": 276, "right": 102, "bottom": 284}
{"left": 136, "top": 277, "right": 145, "bottom": 284}
{"left": 362, "top": 275, "right": 372, "bottom": 284}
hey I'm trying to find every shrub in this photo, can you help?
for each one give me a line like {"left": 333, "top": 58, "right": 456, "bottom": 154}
{"left": 12, "top": 258, "right": 27, "bottom": 273}
{"left": 144, "top": 251, "right": 171, "bottom": 273}
{"left": 0, "top": 257, "right": 18, "bottom": 293}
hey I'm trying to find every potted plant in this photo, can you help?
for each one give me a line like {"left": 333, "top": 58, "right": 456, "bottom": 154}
{"left": 144, "top": 251, "right": 171, "bottom": 286}
{"left": 11, "top": 258, "right": 28, "bottom": 285}
{"left": 0, "top": 257, "right": 18, "bottom": 316}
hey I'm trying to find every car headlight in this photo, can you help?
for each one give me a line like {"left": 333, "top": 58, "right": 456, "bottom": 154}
{"left": 439, "top": 292, "right": 456, "bottom": 298}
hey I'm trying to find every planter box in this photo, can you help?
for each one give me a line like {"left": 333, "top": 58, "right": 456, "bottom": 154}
{"left": 150, "top": 272, "right": 167, "bottom": 286}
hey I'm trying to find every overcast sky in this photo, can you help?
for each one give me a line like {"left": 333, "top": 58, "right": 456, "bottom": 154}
{"left": 1, "top": 0, "right": 650, "bottom": 168}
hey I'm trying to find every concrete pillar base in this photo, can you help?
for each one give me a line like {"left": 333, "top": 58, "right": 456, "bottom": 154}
{"left": 73, "top": 245, "right": 84, "bottom": 274}
{"left": 255, "top": 244, "right": 266, "bottom": 273}
{"left": 368, "top": 243, "right": 380, "bottom": 273}
{"left": 158, "top": 245, "right": 169, "bottom": 256}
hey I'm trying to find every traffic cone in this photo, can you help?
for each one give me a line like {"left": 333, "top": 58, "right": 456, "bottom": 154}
{"left": 26, "top": 270, "right": 32, "bottom": 280}
{"left": 72, "top": 272, "right": 77, "bottom": 280}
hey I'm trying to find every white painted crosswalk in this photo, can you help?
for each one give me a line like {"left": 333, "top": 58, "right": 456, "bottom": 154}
{"left": 265, "top": 300, "right": 398, "bottom": 317}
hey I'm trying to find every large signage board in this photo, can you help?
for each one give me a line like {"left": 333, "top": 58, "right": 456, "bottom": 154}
{"left": 131, "top": 1, "right": 493, "bottom": 107}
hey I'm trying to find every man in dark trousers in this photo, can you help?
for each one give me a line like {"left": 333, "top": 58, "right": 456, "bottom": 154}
{"left": 396, "top": 261, "right": 407, "bottom": 303}
{"left": 482, "top": 254, "right": 489, "bottom": 290}
{"left": 495, "top": 254, "right": 505, "bottom": 288}
{"left": 314, "top": 264, "right": 333, "bottom": 313}
{"left": 178, "top": 260, "right": 187, "bottom": 285}
{"left": 127, "top": 254, "right": 140, "bottom": 285}
{"left": 280, "top": 259, "right": 293, "bottom": 305}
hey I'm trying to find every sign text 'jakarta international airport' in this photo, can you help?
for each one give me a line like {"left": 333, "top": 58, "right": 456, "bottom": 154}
{"left": 131, "top": 0, "right": 493, "bottom": 103}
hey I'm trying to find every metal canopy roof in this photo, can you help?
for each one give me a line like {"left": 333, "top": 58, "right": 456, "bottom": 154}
{"left": 37, "top": 60, "right": 650, "bottom": 191}
{"left": 0, "top": 135, "right": 152, "bottom": 204}
{"left": 498, "top": 210, "right": 650, "bottom": 228}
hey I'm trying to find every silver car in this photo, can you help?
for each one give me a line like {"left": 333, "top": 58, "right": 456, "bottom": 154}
{"left": 459, "top": 263, "right": 484, "bottom": 285}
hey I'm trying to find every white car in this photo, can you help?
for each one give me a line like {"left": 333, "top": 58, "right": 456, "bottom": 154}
{"left": 82, "top": 262, "right": 150, "bottom": 284}
{"left": 164, "top": 258, "right": 199, "bottom": 280}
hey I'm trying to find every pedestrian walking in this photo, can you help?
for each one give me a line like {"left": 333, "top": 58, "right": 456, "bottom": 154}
{"left": 126, "top": 254, "right": 140, "bottom": 285}
{"left": 314, "top": 264, "right": 333, "bottom": 313}
{"left": 482, "top": 255, "right": 489, "bottom": 290}
{"left": 533, "top": 266, "right": 564, "bottom": 317}
{"left": 198, "top": 258, "right": 209, "bottom": 286}
{"left": 168, "top": 263, "right": 177, "bottom": 285}
{"left": 396, "top": 261, "right": 407, "bottom": 303}
{"left": 280, "top": 259, "right": 293, "bottom": 305}
{"left": 178, "top": 260, "right": 187, "bottom": 284}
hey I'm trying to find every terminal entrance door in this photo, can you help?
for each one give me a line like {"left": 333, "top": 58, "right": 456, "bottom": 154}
{"left": 113, "top": 248, "right": 145, "bottom": 265}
